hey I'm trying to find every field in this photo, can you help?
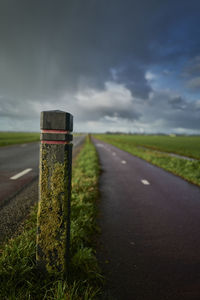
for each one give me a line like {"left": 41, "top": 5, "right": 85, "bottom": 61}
{"left": 0, "top": 132, "right": 40, "bottom": 147}
{"left": 95, "top": 134, "right": 200, "bottom": 186}
{"left": 96, "top": 134, "right": 200, "bottom": 159}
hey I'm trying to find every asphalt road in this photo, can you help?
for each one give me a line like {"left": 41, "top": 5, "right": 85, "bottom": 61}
{"left": 93, "top": 138, "right": 200, "bottom": 300}
{"left": 0, "top": 136, "right": 85, "bottom": 207}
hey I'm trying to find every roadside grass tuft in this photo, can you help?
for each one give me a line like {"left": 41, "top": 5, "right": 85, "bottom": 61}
{"left": 0, "top": 136, "right": 103, "bottom": 299}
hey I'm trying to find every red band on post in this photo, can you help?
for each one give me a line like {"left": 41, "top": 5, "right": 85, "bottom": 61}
{"left": 41, "top": 129, "right": 70, "bottom": 134}
{"left": 41, "top": 141, "right": 70, "bottom": 145}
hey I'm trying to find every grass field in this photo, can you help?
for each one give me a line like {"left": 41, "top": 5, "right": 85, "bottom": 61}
{"left": 0, "top": 137, "right": 102, "bottom": 299}
{"left": 95, "top": 134, "right": 200, "bottom": 186}
{"left": 97, "top": 134, "right": 200, "bottom": 159}
{"left": 0, "top": 132, "right": 40, "bottom": 147}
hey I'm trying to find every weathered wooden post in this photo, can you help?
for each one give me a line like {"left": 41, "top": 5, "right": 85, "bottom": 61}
{"left": 36, "top": 110, "right": 73, "bottom": 275}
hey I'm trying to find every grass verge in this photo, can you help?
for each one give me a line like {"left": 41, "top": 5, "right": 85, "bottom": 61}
{"left": 94, "top": 134, "right": 200, "bottom": 159}
{"left": 0, "top": 132, "right": 40, "bottom": 147}
{"left": 95, "top": 134, "right": 200, "bottom": 187}
{"left": 0, "top": 136, "right": 103, "bottom": 299}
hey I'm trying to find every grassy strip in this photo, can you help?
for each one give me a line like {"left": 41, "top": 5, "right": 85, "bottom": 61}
{"left": 95, "top": 134, "right": 200, "bottom": 187}
{"left": 96, "top": 134, "right": 200, "bottom": 159}
{"left": 0, "top": 132, "right": 40, "bottom": 147}
{"left": 0, "top": 137, "right": 102, "bottom": 299}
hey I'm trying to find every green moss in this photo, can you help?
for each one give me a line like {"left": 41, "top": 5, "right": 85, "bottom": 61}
{"left": 37, "top": 144, "right": 71, "bottom": 274}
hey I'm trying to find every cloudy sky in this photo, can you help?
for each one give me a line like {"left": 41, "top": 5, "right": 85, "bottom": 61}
{"left": 0, "top": 0, "right": 200, "bottom": 133}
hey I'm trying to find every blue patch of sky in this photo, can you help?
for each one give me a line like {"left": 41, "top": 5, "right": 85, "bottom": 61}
{"left": 169, "top": 16, "right": 200, "bottom": 56}
{"left": 147, "top": 60, "right": 185, "bottom": 90}
{"left": 148, "top": 12, "right": 200, "bottom": 102}
{"left": 148, "top": 63, "right": 200, "bottom": 103}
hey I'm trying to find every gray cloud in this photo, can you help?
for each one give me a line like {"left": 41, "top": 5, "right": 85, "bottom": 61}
{"left": 168, "top": 96, "right": 186, "bottom": 110}
{"left": 0, "top": 0, "right": 186, "bottom": 100}
{"left": 135, "top": 90, "right": 200, "bottom": 132}
{"left": 0, "top": 0, "right": 200, "bottom": 133}
{"left": 187, "top": 77, "right": 200, "bottom": 90}
{"left": 182, "top": 56, "right": 200, "bottom": 77}
{"left": 112, "top": 64, "right": 152, "bottom": 99}
{"left": 73, "top": 81, "right": 141, "bottom": 122}
{"left": 182, "top": 56, "right": 200, "bottom": 91}
{"left": 0, "top": 96, "right": 39, "bottom": 119}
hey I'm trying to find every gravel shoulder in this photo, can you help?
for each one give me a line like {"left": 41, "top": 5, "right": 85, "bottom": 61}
{"left": 0, "top": 178, "right": 38, "bottom": 245}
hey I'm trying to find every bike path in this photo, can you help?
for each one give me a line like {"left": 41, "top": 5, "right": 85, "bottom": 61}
{"left": 93, "top": 138, "right": 200, "bottom": 300}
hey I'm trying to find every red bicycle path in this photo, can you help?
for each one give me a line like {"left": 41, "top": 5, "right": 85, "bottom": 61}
{"left": 93, "top": 138, "right": 200, "bottom": 300}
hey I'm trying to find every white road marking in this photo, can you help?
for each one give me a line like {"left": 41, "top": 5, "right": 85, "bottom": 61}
{"left": 96, "top": 143, "right": 112, "bottom": 152}
{"left": 121, "top": 160, "right": 127, "bottom": 164}
{"left": 96, "top": 143, "right": 104, "bottom": 148}
{"left": 10, "top": 168, "right": 32, "bottom": 180}
{"left": 141, "top": 179, "right": 150, "bottom": 185}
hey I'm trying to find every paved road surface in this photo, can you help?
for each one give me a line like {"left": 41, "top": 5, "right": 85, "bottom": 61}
{"left": 0, "top": 136, "right": 84, "bottom": 207}
{"left": 93, "top": 139, "right": 200, "bottom": 300}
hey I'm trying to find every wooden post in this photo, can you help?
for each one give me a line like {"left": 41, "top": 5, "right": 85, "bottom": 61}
{"left": 36, "top": 110, "right": 73, "bottom": 275}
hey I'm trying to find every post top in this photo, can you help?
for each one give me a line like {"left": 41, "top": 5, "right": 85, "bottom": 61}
{"left": 40, "top": 110, "right": 73, "bottom": 131}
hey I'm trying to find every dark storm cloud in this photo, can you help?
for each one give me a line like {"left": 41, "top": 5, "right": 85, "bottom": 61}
{"left": 0, "top": 0, "right": 200, "bottom": 132}
{"left": 0, "top": 0, "right": 192, "bottom": 99}
{"left": 182, "top": 56, "right": 200, "bottom": 91}
{"left": 183, "top": 56, "right": 200, "bottom": 77}
{"left": 168, "top": 96, "right": 186, "bottom": 110}
{"left": 0, "top": 96, "right": 39, "bottom": 119}
{"left": 112, "top": 63, "right": 152, "bottom": 99}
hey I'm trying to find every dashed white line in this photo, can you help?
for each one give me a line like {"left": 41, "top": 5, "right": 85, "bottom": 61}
{"left": 141, "top": 179, "right": 150, "bottom": 185}
{"left": 121, "top": 160, "right": 127, "bottom": 164}
{"left": 10, "top": 168, "right": 32, "bottom": 180}
{"left": 96, "top": 143, "right": 104, "bottom": 148}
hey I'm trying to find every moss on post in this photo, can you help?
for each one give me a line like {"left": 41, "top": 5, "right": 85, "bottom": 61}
{"left": 36, "top": 111, "right": 73, "bottom": 275}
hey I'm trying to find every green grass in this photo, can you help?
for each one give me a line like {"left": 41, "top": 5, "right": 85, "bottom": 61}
{"left": 99, "top": 134, "right": 200, "bottom": 159}
{"left": 0, "top": 137, "right": 103, "bottom": 299}
{"left": 0, "top": 132, "right": 40, "bottom": 147}
{"left": 95, "top": 134, "right": 200, "bottom": 186}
